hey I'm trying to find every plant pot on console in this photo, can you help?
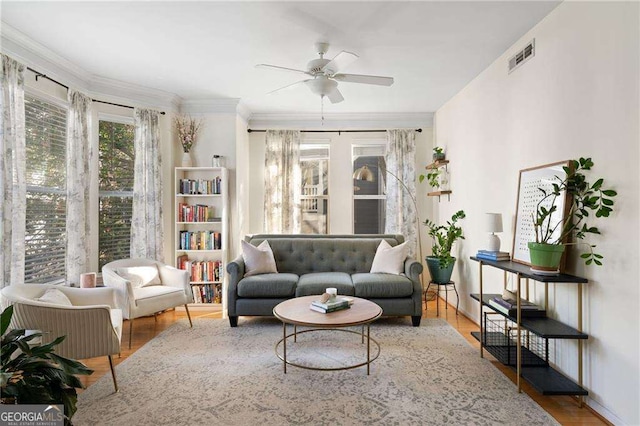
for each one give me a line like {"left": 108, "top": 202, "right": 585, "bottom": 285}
{"left": 426, "top": 256, "right": 455, "bottom": 284}
{"left": 528, "top": 242, "right": 565, "bottom": 273}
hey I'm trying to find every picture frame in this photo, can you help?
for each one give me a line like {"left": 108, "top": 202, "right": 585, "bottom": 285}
{"left": 511, "top": 161, "right": 572, "bottom": 268}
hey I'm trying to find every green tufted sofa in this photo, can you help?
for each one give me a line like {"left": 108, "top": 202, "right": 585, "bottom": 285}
{"left": 226, "top": 234, "right": 423, "bottom": 327}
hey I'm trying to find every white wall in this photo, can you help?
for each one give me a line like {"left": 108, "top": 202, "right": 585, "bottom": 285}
{"left": 247, "top": 129, "right": 434, "bottom": 256}
{"left": 434, "top": 2, "right": 639, "bottom": 424}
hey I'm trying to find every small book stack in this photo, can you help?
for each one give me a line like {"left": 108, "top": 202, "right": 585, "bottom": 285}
{"left": 488, "top": 294, "right": 546, "bottom": 317}
{"left": 310, "top": 297, "right": 352, "bottom": 314}
{"left": 475, "top": 250, "right": 511, "bottom": 262}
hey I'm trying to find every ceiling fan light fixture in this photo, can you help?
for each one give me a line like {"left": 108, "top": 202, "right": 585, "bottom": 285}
{"left": 305, "top": 76, "right": 338, "bottom": 97}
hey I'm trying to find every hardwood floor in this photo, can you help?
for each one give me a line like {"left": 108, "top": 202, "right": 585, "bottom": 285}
{"left": 78, "top": 298, "right": 609, "bottom": 425}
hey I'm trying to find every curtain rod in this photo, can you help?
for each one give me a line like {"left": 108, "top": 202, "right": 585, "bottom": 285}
{"left": 26, "top": 67, "right": 166, "bottom": 115}
{"left": 248, "top": 128, "right": 422, "bottom": 134}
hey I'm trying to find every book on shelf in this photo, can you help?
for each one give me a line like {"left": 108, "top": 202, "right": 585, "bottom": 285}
{"left": 488, "top": 298, "right": 546, "bottom": 317}
{"left": 491, "top": 296, "right": 540, "bottom": 310}
{"left": 475, "top": 250, "right": 510, "bottom": 261}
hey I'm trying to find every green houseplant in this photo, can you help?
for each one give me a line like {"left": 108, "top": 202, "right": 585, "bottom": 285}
{"left": 530, "top": 157, "right": 617, "bottom": 271}
{"left": 419, "top": 169, "right": 441, "bottom": 189}
{"left": 432, "top": 146, "right": 445, "bottom": 161}
{"left": 1, "top": 305, "right": 92, "bottom": 426}
{"left": 424, "top": 210, "right": 466, "bottom": 283}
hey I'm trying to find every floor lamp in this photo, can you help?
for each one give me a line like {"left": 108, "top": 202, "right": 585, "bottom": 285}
{"left": 353, "top": 164, "right": 427, "bottom": 297}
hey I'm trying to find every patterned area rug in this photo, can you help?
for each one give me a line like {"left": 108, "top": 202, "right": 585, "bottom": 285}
{"left": 75, "top": 317, "right": 558, "bottom": 426}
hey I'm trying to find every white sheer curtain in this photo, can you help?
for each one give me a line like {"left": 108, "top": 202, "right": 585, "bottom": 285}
{"left": 264, "top": 130, "right": 301, "bottom": 233}
{"left": 0, "top": 55, "right": 26, "bottom": 288}
{"left": 131, "top": 108, "right": 164, "bottom": 261}
{"left": 385, "top": 129, "right": 418, "bottom": 258}
{"left": 65, "top": 90, "right": 93, "bottom": 286}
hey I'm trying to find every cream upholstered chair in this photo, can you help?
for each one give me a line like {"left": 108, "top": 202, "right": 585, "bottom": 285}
{"left": 0, "top": 284, "right": 123, "bottom": 392}
{"left": 102, "top": 259, "right": 193, "bottom": 348}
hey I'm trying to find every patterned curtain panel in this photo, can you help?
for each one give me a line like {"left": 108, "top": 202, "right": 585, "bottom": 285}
{"left": 131, "top": 108, "right": 164, "bottom": 261}
{"left": 0, "top": 55, "right": 26, "bottom": 288}
{"left": 65, "top": 90, "right": 92, "bottom": 286}
{"left": 385, "top": 129, "right": 418, "bottom": 258}
{"left": 264, "top": 130, "right": 301, "bottom": 233}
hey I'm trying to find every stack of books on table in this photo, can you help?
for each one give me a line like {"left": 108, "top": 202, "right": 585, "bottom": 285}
{"left": 488, "top": 295, "right": 546, "bottom": 317}
{"left": 310, "top": 297, "right": 352, "bottom": 314}
{"left": 475, "top": 250, "right": 511, "bottom": 262}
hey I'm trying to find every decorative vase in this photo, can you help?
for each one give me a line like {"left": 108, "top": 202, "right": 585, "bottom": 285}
{"left": 182, "top": 152, "right": 193, "bottom": 167}
{"left": 528, "top": 242, "right": 565, "bottom": 273}
{"left": 426, "top": 256, "right": 456, "bottom": 284}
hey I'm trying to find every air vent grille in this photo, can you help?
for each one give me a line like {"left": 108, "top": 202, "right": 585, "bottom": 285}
{"left": 508, "top": 39, "right": 535, "bottom": 73}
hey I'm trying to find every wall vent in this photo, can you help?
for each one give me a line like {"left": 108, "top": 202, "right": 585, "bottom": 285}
{"left": 508, "top": 39, "right": 535, "bottom": 74}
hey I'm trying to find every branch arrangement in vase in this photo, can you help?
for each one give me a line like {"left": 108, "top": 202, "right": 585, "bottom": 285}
{"left": 174, "top": 115, "right": 203, "bottom": 153}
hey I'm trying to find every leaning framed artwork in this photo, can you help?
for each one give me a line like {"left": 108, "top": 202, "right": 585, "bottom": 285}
{"left": 511, "top": 161, "right": 572, "bottom": 267}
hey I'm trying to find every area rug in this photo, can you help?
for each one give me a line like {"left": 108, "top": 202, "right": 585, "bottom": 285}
{"left": 75, "top": 318, "right": 558, "bottom": 426}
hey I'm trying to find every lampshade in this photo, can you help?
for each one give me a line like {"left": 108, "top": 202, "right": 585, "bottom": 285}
{"left": 353, "top": 165, "right": 375, "bottom": 182}
{"left": 484, "top": 213, "right": 503, "bottom": 233}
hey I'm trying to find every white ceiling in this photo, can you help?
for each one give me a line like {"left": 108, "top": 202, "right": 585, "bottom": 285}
{"left": 1, "top": 1, "right": 559, "bottom": 114}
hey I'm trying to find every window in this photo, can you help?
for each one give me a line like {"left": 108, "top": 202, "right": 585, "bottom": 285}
{"left": 300, "top": 144, "right": 329, "bottom": 234}
{"left": 98, "top": 120, "right": 135, "bottom": 269}
{"left": 24, "top": 95, "right": 67, "bottom": 283}
{"left": 353, "top": 145, "right": 386, "bottom": 234}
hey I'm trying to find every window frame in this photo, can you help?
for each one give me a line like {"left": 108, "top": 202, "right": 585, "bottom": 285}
{"left": 299, "top": 140, "right": 330, "bottom": 234}
{"left": 352, "top": 141, "right": 387, "bottom": 234}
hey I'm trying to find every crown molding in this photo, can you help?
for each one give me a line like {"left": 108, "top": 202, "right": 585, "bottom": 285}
{"left": 248, "top": 112, "right": 433, "bottom": 130}
{"left": 236, "top": 102, "right": 252, "bottom": 122}
{"left": 1, "top": 21, "right": 180, "bottom": 112}
{"left": 180, "top": 98, "right": 243, "bottom": 115}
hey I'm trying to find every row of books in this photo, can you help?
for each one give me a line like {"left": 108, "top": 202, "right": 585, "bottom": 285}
{"left": 488, "top": 295, "right": 546, "bottom": 317}
{"left": 177, "top": 203, "right": 219, "bottom": 223}
{"left": 475, "top": 250, "right": 511, "bottom": 262}
{"left": 178, "top": 177, "right": 222, "bottom": 195}
{"left": 177, "top": 256, "right": 223, "bottom": 282}
{"left": 309, "top": 297, "right": 353, "bottom": 314}
{"left": 179, "top": 231, "right": 222, "bottom": 250}
{"left": 191, "top": 283, "right": 222, "bottom": 304}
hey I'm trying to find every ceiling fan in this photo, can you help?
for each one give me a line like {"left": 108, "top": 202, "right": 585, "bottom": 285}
{"left": 256, "top": 42, "right": 394, "bottom": 104}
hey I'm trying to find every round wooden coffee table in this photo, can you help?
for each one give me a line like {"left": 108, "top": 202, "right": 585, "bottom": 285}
{"left": 273, "top": 295, "right": 382, "bottom": 374}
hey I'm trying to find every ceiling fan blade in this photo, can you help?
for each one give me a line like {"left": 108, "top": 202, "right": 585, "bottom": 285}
{"left": 326, "top": 87, "right": 344, "bottom": 104}
{"left": 268, "top": 79, "right": 310, "bottom": 95}
{"left": 256, "top": 64, "right": 310, "bottom": 75}
{"left": 321, "top": 51, "right": 359, "bottom": 75}
{"left": 333, "top": 73, "right": 394, "bottom": 86}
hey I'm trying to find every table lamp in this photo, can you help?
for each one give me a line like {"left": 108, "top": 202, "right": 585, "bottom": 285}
{"left": 485, "top": 213, "right": 503, "bottom": 252}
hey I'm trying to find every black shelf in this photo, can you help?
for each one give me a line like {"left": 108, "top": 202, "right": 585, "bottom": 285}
{"left": 470, "top": 257, "right": 588, "bottom": 283}
{"left": 471, "top": 332, "right": 548, "bottom": 367}
{"left": 471, "top": 294, "right": 588, "bottom": 339}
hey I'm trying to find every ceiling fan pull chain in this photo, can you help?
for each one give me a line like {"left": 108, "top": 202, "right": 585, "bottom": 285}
{"left": 321, "top": 95, "right": 324, "bottom": 126}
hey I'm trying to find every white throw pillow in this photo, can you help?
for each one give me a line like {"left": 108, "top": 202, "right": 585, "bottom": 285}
{"left": 116, "top": 265, "right": 161, "bottom": 288}
{"left": 242, "top": 240, "right": 278, "bottom": 277}
{"left": 36, "top": 288, "right": 73, "bottom": 306}
{"left": 370, "top": 240, "right": 409, "bottom": 275}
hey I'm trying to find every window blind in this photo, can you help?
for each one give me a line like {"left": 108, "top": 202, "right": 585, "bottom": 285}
{"left": 24, "top": 95, "right": 67, "bottom": 283}
{"left": 98, "top": 121, "right": 135, "bottom": 269}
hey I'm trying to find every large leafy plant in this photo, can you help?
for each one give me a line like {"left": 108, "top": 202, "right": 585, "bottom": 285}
{"left": 1, "top": 305, "right": 93, "bottom": 426}
{"left": 424, "top": 210, "right": 466, "bottom": 268}
{"left": 533, "top": 157, "right": 617, "bottom": 265}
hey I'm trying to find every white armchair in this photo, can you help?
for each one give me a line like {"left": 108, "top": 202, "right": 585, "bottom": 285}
{"left": 102, "top": 259, "right": 193, "bottom": 348}
{"left": 0, "top": 284, "right": 123, "bottom": 392}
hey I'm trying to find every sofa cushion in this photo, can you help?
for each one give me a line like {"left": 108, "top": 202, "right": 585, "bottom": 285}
{"left": 36, "top": 288, "right": 73, "bottom": 306}
{"left": 296, "top": 272, "right": 354, "bottom": 297}
{"left": 237, "top": 273, "right": 298, "bottom": 298}
{"left": 116, "top": 265, "right": 161, "bottom": 288}
{"left": 352, "top": 273, "right": 414, "bottom": 298}
{"left": 242, "top": 240, "right": 278, "bottom": 277}
{"left": 370, "top": 240, "right": 408, "bottom": 275}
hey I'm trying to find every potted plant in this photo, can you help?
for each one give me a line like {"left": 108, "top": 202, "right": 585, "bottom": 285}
{"left": 432, "top": 146, "right": 445, "bottom": 161}
{"left": 424, "top": 210, "right": 466, "bottom": 283}
{"left": 530, "top": 157, "right": 616, "bottom": 272}
{"left": 174, "top": 114, "right": 203, "bottom": 167}
{"left": 1, "top": 305, "right": 92, "bottom": 426}
{"left": 419, "top": 169, "right": 441, "bottom": 189}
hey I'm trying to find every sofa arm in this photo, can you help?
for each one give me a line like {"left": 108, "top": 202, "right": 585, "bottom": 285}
{"left": 157, "top": 264, "right": 193, "bottom": 303}
{"left": 102, "top": 268, "right": 135, "bottom": 319}
{"left": 60, "top": 287, "right": 118, "bottom": 309}
{"left": 404, "top": 258, "right": 423, "bottom": 281}
{"left": 226, "top": 256, "right": 245, "bottom": 317}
